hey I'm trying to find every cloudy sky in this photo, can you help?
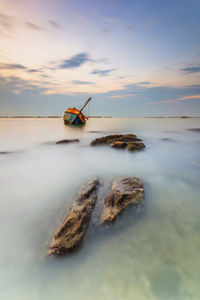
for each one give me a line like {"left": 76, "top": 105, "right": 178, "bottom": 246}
{"left": 0, "top": 0, "right": 200, "bottom": 116}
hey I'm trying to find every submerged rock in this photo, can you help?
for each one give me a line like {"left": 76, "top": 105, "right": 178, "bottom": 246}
{"left": 48, "top": 178, "right": 100, "bottom": 255}
{"left": 101, "top": 177, "right": 144, "bottom": 224}
{"left": 56, "top": 139, "right": 79, "bottom": 144}
{"left": 91, "top": 134, "right": 145, "bottom": 151}
{"left": 0, "top": 151, "right": 10, "bottom": 155}
{"left": 0, "top": 151, "right": 19, "bottom": 155}
{"left": 160, "top": 138, "right": 174, "bottom": 142}
{"left": 187, "top": 128, "right": 200, "bottom": 132}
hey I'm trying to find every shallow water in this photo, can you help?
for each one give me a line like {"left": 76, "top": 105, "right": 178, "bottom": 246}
{"left": 0, "top": 117, "right": 200, "bottom": 300}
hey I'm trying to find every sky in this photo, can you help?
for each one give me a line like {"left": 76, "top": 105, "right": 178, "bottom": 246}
{"left": 0, "top": 0, "right": 200, "bottom": 117}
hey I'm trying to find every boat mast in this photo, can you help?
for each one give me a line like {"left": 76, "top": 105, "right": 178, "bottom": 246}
{"left": 70, "top": 97, "right": 92, "bottom": 124}
{"left": 79, "top": 97, "right": 92, "bottom": 114}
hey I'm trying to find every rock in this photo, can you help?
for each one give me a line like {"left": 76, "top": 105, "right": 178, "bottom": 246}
{"left": 91, "top": 134, "right": 145, "bottom": 151}
{"left": 160, "top": 138, "right": 174, "bottom": 141}
{"left": 187, "top": 128, "right": 200, "bottom": 132}
{"left": 126, "top": 142, "right": 145, "bottom": 151}
{"left": 89, "top": 130, "right": 114, "bottom": 134}
{"left": 113, "top": 134, "right": 142, "bottom": 143}
{"left": 110, "top": 141, "right": 127, "bottom": 149}
{"left": 0, "top": 151, "right": 19, "bottom": 155}
{"left": 91, "top": 134, "right": 123, "bottom": 146}
{"left": 48, "top": 178, "right": 100, "bottom": 255}
{"left": 56, "top": 139, "right": 79, "bottom": 144}
{"left": 101, "top": 177, "right": 144, "bottom": 224}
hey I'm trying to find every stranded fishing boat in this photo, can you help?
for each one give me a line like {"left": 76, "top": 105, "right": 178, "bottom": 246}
{"left": 63, "top": 97, "right": 92, "bottom": 125}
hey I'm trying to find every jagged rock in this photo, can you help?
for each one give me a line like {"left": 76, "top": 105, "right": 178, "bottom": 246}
{"left": 56, "top": 139, "right": 79, "bottom": 144}
{"left": 48, "top": 178, "right": 100, "bottom": 255}
{"left": 126, "top": 142, "right": 145, "bottom": 151}
{"left": 110, "top": 141, "right": 127, "bottom": 149}
{"left": 91, "top": 134, "right": 123, "bottom": 145}
{"left": 101, "top": 177, "right": 144, "bottom": 224}
{"left": 90, "top": 134, "right": 145, "bottom": 151}
{"left": 113, "top": 134, "right": 141, "bottom": 143}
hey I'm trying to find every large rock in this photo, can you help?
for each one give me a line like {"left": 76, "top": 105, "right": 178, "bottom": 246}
{"left": 48, "top": 178, "right": 100, "bottom": 255}
{"left": 91, "top": 134, "right": 145, "bottom": 151}
{"left": 126, "top": 142, "right": 145, "bottom": 151}
{"left": 101, "top": 177, "right": 144, "bottom": 224}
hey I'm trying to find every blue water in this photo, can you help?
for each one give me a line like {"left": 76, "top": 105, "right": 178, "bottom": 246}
{"left": 0, "top": 117, "right": 200, "bottom": 300}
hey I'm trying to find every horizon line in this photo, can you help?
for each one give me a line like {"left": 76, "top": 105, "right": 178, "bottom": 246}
{"left": 0, "top": 116, "right": 200, "bottom": 119}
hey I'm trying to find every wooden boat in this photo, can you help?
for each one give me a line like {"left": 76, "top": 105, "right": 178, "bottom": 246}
{"left": 63, "top": 97, "right": 91, "bottom": 125}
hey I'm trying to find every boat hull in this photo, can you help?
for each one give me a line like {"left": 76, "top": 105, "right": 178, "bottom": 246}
{"left": 63, "top": 112, "right": 86, "bottom": 125}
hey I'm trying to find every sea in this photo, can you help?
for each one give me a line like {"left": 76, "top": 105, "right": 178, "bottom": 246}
{"left": 0, "top": 117, "right": 200, "bottom": 300}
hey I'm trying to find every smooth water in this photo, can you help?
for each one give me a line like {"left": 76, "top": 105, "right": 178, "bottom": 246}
{"left": 0, "top": 117, "right": 200, "bottom": 300}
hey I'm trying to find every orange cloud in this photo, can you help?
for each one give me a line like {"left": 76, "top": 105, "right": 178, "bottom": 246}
{"left": 150, "top": 94, "right": 200, "bottom": 104}
{"left": 180, "top": 94, "right": 200, "bottom": 100}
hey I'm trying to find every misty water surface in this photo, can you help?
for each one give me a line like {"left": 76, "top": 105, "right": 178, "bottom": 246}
{"left": 0, "top": 117, "right": 200, "bottom": 300}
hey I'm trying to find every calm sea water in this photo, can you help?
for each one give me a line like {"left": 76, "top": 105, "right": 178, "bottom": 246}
{"left": 0, "top": 117, "right": 200, "bottom": 300}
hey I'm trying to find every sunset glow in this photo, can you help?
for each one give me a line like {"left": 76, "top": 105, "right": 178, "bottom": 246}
{"left": 0, "top": 0, "right": 200, "bottom": 116}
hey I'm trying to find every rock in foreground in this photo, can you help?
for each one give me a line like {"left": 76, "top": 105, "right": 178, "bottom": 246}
{"left": 48, "top": 178, "right": 100, "bottom": 255}
{"left": 91, "top": 134, "right": 145, "bottom": 151}
{"left": 56, "top": 139, "right": 79, "bottom": 144}
{"left": 101, "top": 177, "right": 144, "bottom": 224}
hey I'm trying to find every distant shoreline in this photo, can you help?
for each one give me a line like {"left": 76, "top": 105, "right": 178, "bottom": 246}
{"left": 0, "top": 116, "right": 199, "bottom": 119}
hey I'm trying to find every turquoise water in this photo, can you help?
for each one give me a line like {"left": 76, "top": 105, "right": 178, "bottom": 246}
{"left": 0, "top": 117, "right": 200, "bottom": 300}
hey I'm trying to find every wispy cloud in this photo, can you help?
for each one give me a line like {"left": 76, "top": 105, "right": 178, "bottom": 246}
{"left": 0, "top": 62, "right": 49, "bottom": 78}
{"left": 124, "top": 82, "right": 155, "bottom": 89}
{"left": 26, "top": 22, "right": 43, "bottom": 31}
{"left": 58, "top": 53, "right": 91, "bottom": 69}
{"left": 109, "top": 93, "right": 137, "bottom": 98}
{"left": 125, "top": 24, "right": 134, "bottom": 32}
{"left": 48, "top": 20, "right": 60, "bottom": 29}
{"left": 150, "top": 94, "right": 200, "bottom": 104}
{"left": 101, "top": 27, "right": 110, "bottom": 34}
{"left": 180, "top": 65, "right": 200, "bottom": 74}
{"left": 137, "top": 81, "right": 152, "bottom": 85}
{"left": 150, "top": 99, "right": 177, "bottom": 104}
{"left": 0, "top": 62, "right": 27, "bottom": 70}
{"left": 0, "top": 75, "right": 48, "bottom": 95}
{"left": 179, "top": 95, "right": 200, "bottom": 100}
{"left": 91, "top": 68, "right": 115, "bottom": 76}
{"left": 0, "top": 11, "right": 15, "bottom": 36}
{"left": 0, "top": 11, "right": 13, "bottom": 29}
{"left": 72, "top": 80, "right": 94, "bottom": 85}
{"left": 27, "top": 69, "right": 41, "bottom": 73}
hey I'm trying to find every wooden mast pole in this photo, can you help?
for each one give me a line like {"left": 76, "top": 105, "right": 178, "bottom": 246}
{"left": 70, "top": 97, "right": 92, "bottom": 125}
